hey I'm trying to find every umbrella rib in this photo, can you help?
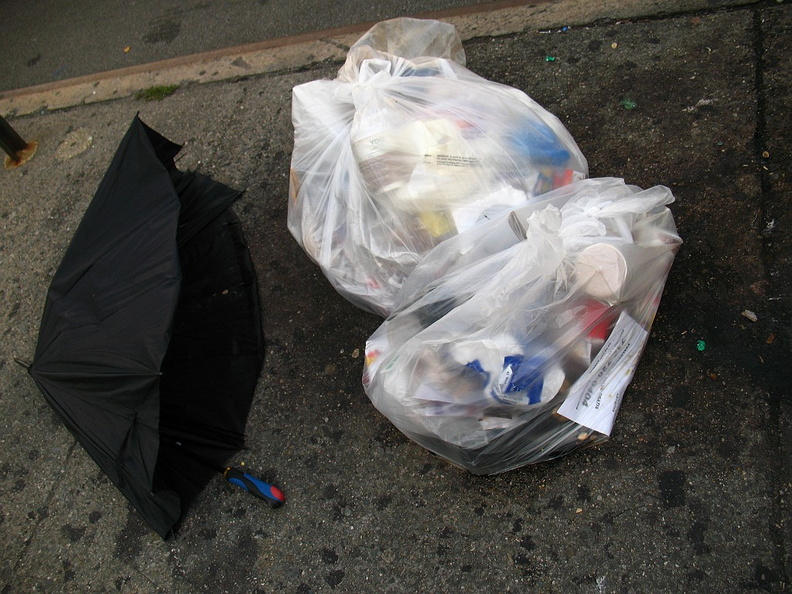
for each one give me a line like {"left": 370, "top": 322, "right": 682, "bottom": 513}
{"left": 33, "top": 369, "right": 162, "bottom": 380}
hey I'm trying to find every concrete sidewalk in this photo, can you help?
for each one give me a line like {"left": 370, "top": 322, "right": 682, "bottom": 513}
{"left": 1, "top": 0, "right": 790, "bottom": 591}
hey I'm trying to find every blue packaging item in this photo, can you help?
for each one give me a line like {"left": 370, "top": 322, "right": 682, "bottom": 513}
{"left": 510, "top": 121, "right": 571, "bottom": 166}
{"left": 493, "top": 355, "right": 546, "bottom": 405}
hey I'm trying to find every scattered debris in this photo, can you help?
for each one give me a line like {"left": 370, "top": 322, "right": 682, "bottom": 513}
{"left": 545, "top": 56, "right": 557, "bottom": 62}
{"left": 621, "top": 98, "right": 637, "bottom": 110}
{"left": 683, "top": 98, "right": 715, "bottom": 113}
{"left": 696, "top": 340, "right": 706, "bottom": 352}
{"left": 741, "top": 309, "right": 758, "bottom": 322}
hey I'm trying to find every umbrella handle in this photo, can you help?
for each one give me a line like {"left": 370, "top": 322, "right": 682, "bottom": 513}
{"left": 224, "top": 467, "right": 285, "bottom": 508}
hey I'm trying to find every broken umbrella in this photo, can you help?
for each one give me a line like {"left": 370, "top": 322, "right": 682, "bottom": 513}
{"left": 17, "top": 116, "right": 283, "bottom": 538}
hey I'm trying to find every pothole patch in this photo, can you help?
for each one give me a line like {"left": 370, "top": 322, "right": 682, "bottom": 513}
{"left": 55, "top": 128, "right": 93, "bottom": 161}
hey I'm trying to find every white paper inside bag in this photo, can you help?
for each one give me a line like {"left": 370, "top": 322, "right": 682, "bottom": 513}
{"left": 557, "top": 312, "right": 649, "bottom": 435}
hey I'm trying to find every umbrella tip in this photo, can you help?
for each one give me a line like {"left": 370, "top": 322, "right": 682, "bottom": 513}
{"left": 14, "top": 357, "right": 31, "bottom": 370}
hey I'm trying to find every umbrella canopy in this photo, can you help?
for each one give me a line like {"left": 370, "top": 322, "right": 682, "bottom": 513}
{"left": 25, "top": 116, "right": 265, "bottom": 538}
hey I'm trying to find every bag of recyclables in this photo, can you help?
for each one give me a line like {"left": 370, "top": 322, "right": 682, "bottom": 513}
{"left": 288, "top": 18, "right": 587, "bottom": 316}
{"left": 363, "top": 178, "right": 682, "bottom": 474}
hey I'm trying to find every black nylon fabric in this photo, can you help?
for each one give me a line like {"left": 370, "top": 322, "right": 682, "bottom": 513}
{"left": 27, "top": 116, "right": 265, "bottom": 538}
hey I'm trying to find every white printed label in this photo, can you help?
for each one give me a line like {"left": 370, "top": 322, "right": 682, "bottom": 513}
{"left": 557, "top": 312, "right": 649, "bottom": 435}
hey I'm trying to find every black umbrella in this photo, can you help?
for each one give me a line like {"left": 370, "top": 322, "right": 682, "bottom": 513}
{"left": 18, "top": 115, "right": 283, "bottom": 538}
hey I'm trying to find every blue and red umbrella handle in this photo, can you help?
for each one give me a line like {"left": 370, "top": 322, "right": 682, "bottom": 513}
{"left": 223, "top": 467, "right": 285, "bottom": 508}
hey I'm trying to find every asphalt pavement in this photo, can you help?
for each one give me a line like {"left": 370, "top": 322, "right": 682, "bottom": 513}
{"left": 1, "top": 0, "right": 499, "bottom": 93}
{"left": 1, "top": 0, "right": 790, "bottom": 592}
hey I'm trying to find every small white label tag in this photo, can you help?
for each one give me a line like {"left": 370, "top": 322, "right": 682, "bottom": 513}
{"left": 557, "top": 312, "right": 649, "bottom": 435}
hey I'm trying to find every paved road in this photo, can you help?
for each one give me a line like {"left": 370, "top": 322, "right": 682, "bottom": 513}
{"left": 0, "top": 0, "right": 494, "bottom": 92}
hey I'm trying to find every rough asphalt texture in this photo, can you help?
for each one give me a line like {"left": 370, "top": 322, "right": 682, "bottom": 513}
{"left": 0, "top": 0, "right": 489, "bottom": 92}
{"left": 1, "top": 0, "right": 790, "bottom": 592}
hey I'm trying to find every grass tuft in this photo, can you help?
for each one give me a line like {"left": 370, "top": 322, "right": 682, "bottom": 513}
{"left": 135, "top": 84, "right": 180, "bottom": 101}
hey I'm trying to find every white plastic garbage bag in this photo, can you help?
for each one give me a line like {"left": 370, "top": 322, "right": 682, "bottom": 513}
{"left": 363, "top": 178, "right": 682, "bottom": 474}
{"left": 288, "top": 18, "right": 588, "bottom": 316}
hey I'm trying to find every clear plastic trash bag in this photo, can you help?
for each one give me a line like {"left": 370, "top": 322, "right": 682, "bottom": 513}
{"left": 288, "top": 17, "right": 588, "bottom": 316}
{"left": 363, "top": 178, "right": 682, "bottom": 474}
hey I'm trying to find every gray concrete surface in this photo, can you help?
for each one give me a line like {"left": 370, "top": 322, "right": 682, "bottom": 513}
{"left": 1, "top": 0, "right": 790, "bottom": 591}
